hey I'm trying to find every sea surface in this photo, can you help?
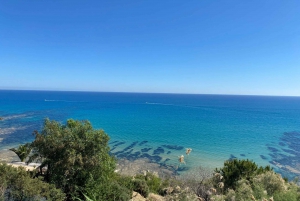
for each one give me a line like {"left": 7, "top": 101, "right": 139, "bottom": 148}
{"left": 1, "top": 90, "right": 300, "bottom": 179}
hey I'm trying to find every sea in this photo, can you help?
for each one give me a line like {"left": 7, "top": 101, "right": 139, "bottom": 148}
{"left": 1, "top": 90, "right": 300, "bottom": 179}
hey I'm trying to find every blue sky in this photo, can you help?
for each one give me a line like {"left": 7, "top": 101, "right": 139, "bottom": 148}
{"left": 0, "top": 0, "right": 299, "bottom": 96}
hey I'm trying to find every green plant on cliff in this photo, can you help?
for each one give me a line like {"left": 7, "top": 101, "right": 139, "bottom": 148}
{"left": 215, "top": 159, "right": 272, "bottom": 190}
{"left": 9, "top": 143, "right": 32, "bottom": 162}
{"left": 0, "top": 163, "right": 65, "bottom": 201}
{"left": 28, "top": 118, "right": 116, "bottom": 200}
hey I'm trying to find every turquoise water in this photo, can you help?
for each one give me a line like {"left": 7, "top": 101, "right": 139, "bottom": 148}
{"left": 1, "top": 90, "right": 300, "bottom": 178}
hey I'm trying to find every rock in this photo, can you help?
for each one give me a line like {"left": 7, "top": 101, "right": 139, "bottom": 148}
{"left": 0, "top": 117, "right": 3, "bottom": 120}
{"left": 148, "top": 193, "right": 165, "bottom": 201}
{"left": 131, "top": 191, "right": 146, "bottom": 201}
{"left": 162, "top": 187, "right": 174, "bottom": 195}
{"left": 174, "top": 186, "right": 181, "bottom": 193}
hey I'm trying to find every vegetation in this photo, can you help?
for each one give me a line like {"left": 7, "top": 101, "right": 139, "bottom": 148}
{"left": 215, "top": 159, "right": 272, "bottom": 190}
{"left": 28, "top": 119, "right": 116, "bottom": 200}
{"left": 9, "top": 143, "right": 32, "bottom": 162}
{"left": 0, "top": 163, "right": 65, "bottom": 201}
{"left": 2, "top": 118, "right": 300, "bottom": 201}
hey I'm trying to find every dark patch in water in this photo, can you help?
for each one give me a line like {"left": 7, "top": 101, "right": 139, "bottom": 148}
{"left": 162, "top": 145, "right": 184, "bottom": 150}
{"left": 268, "top": 131, "right": 300, "bottom": 180}
{"left": 279, "top": 142, "right": 286, "bottom": 147}
{"left": 177, "top": 166, "right": 190, "bottom": 171}
{"left": 260, "top": 155, "right": 267, "bottom": 160}
{"left": 282, "top": 149, "right": 298, "bottom": 155}
{"left": 126, "top": 151, "right": 141, "bottom": 160}
{"left": 109, "top": 140, "right": 119, "bottom": 144}
{"left": 229, "top": 154, "right": 237, "bottom": 160}
{"left": 110, "top": 147, "right": 116, "bottom": 152}
{"left": 113, "top": 142, "right": 125, "bottom": 147}
{"left": 164, "top": 158, "right": 170, "bottom": 162}
{"left": 123, "top": 141, "right": 139, "bottom": 152}
{"left": 153, "top": 147, "right": 164, "bottom": 155}
{"left": 139, "top": 141, "right": 148, "bottom": 146}
{"left": 268, "top": 147, "right": 279, "bottom": 152}
{"left": 140, "top": 153, "right": 162, "bottom": 162}
{"left": 240, "top": 154, "right": 246, "bottom": 157}
{"left": 141, "top": 148, "right": 152, "bottom": 152}
{"left": 268, "top": 153, "right": 277, "bottom": 159}
{"left": 167, "top": 151, "right": 171, "bottom": 154}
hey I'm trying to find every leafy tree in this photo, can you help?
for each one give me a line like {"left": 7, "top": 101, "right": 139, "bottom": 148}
{"left": 0, "top": 163, "right": 65, "bottom": 201}
{"left": 215, "top": 159, "right": 272, "bottom": 190}
{"left": 29, "top": 119, "right": 116, "bottom": 200}
{"left": 9, "top": 143, "right": 32, "bottom": 162}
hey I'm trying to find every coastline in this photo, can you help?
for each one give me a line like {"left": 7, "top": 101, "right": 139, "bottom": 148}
{"left": 0, "top": 149, "right": 177, "bottom": 178}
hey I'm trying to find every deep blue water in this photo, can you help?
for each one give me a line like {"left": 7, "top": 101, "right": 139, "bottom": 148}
{"left": 1, "top": 90, "right": 300, "bottom": 178}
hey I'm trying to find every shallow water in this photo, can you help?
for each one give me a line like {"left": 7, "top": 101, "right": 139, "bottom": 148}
{"left": 1, "top": 90, "right": 300, "bottom": 179}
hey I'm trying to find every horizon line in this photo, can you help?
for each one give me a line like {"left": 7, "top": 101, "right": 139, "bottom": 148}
{"left": 0, "top": 88, "right": 299, "bottom": 98}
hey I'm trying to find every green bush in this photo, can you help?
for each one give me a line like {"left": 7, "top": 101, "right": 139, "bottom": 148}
{"left": 85, "top": 181, "right": 131, "bottom": 201}
{"left": 135, "top": 172, "right": 166, "bottom": 194}
{"left": 9, "top": 143, "right": 32, "bottom": 162}
{"left": 252, "top": 171, "right": 286, "bottom": 195}
{"left": 29, "top": 119, "right": 116, "bottom": 199}
{"left": 215, "top": 159, "right": 272, "bottom": 189}
{"left": 273, "top": 190, "right": 299, "bottom": 201}
{"left": 213, "top": 170, "right": 300, "bottom": 201}
{"left": 133, "top": 179, "right": 149, "bottom": 198}
{"left": 0, "top": 163, "right": 65, "bottom": 201}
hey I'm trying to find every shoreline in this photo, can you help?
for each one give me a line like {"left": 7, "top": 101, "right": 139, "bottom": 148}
{"left": 0, "top": 149, "right": 177, "bottom": 178}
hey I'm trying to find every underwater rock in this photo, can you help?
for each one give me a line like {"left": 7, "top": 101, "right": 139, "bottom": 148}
{"left": 140, "top": 153, "right": 162, "bottom": 162}
{"left": 153, "top": 147, "right": 164, "bottom": 155}
{"left": 229, "top": 154, "right": 237, "bottom": 160}
{"left": 260, "top": 155, "right": 267, "bottom": 160}
{"left": 123, "top": 141, "right": 139, "bottom": 152}
{"left": 268, "top": 147, "right": 279, "bottom": 152}
{"left": 162, "top": 145, "right": 184, "bottom": 150}
{"left": 113, "top": 142, "right": 125, "bottom": 147}
{"left": 139, "top": 141, "right": 148, "bottom": 146}
{"left": 141, "top": 148, "right": 152, "bottom": 152}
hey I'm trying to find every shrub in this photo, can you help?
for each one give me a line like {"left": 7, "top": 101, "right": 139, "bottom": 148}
{"left": 252, "top": 171, "right": 286, "bottom": 195}
{"left": 9, "top": 143, "right": 32, "bottom": 162}
{"left": 29, "top": 119, "right": 116, "bottom": 199}
{"left": 85, "top": 181, "right": 131, "bottom": 201}
{"left": 0, "top": 163, "right": 65, "bottom": 201}
{"left": 215, "top": 159, "right": 272, "bottom": 190}
{"left": 135, "top": 172, "right": 165, "bottom": 194}
{"left": 234, "top": 179, "right": 253, "bottom": 201}
{"left": 133, "top": 179, "right": 149, "bottom": 198}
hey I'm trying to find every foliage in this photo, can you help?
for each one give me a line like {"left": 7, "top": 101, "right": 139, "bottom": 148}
{"left": 9, "top": 143, "right": 32, "bottom": 162}
{"left": 0, "top": 162, "right": 65, "bottom": 201}
{"left": 135, "top": 172, "right": 167, "bottom": 194}
{"left": 212, "top": 171, "right": 300, "bottom": 201}
{"left": 29, "top": 118, "right": 116, "bottom": 200}
{"left": 132, "top": 179, "right": 150, "bottom": 198}
{"left": 82, "top": 172, "right": 133, "bottom": 201}
{"left": 84, "top": 180, "right": 131, "bottom": 201}
{"left": 215, "top": 159, "right": 272, "bottom": 190}
{"left": 252, "top": 171, "right": 286, "bottom": 195}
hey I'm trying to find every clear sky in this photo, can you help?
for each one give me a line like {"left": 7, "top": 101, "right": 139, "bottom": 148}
{"left": 0, "top": 0, "right": 299, "bottom": 96}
